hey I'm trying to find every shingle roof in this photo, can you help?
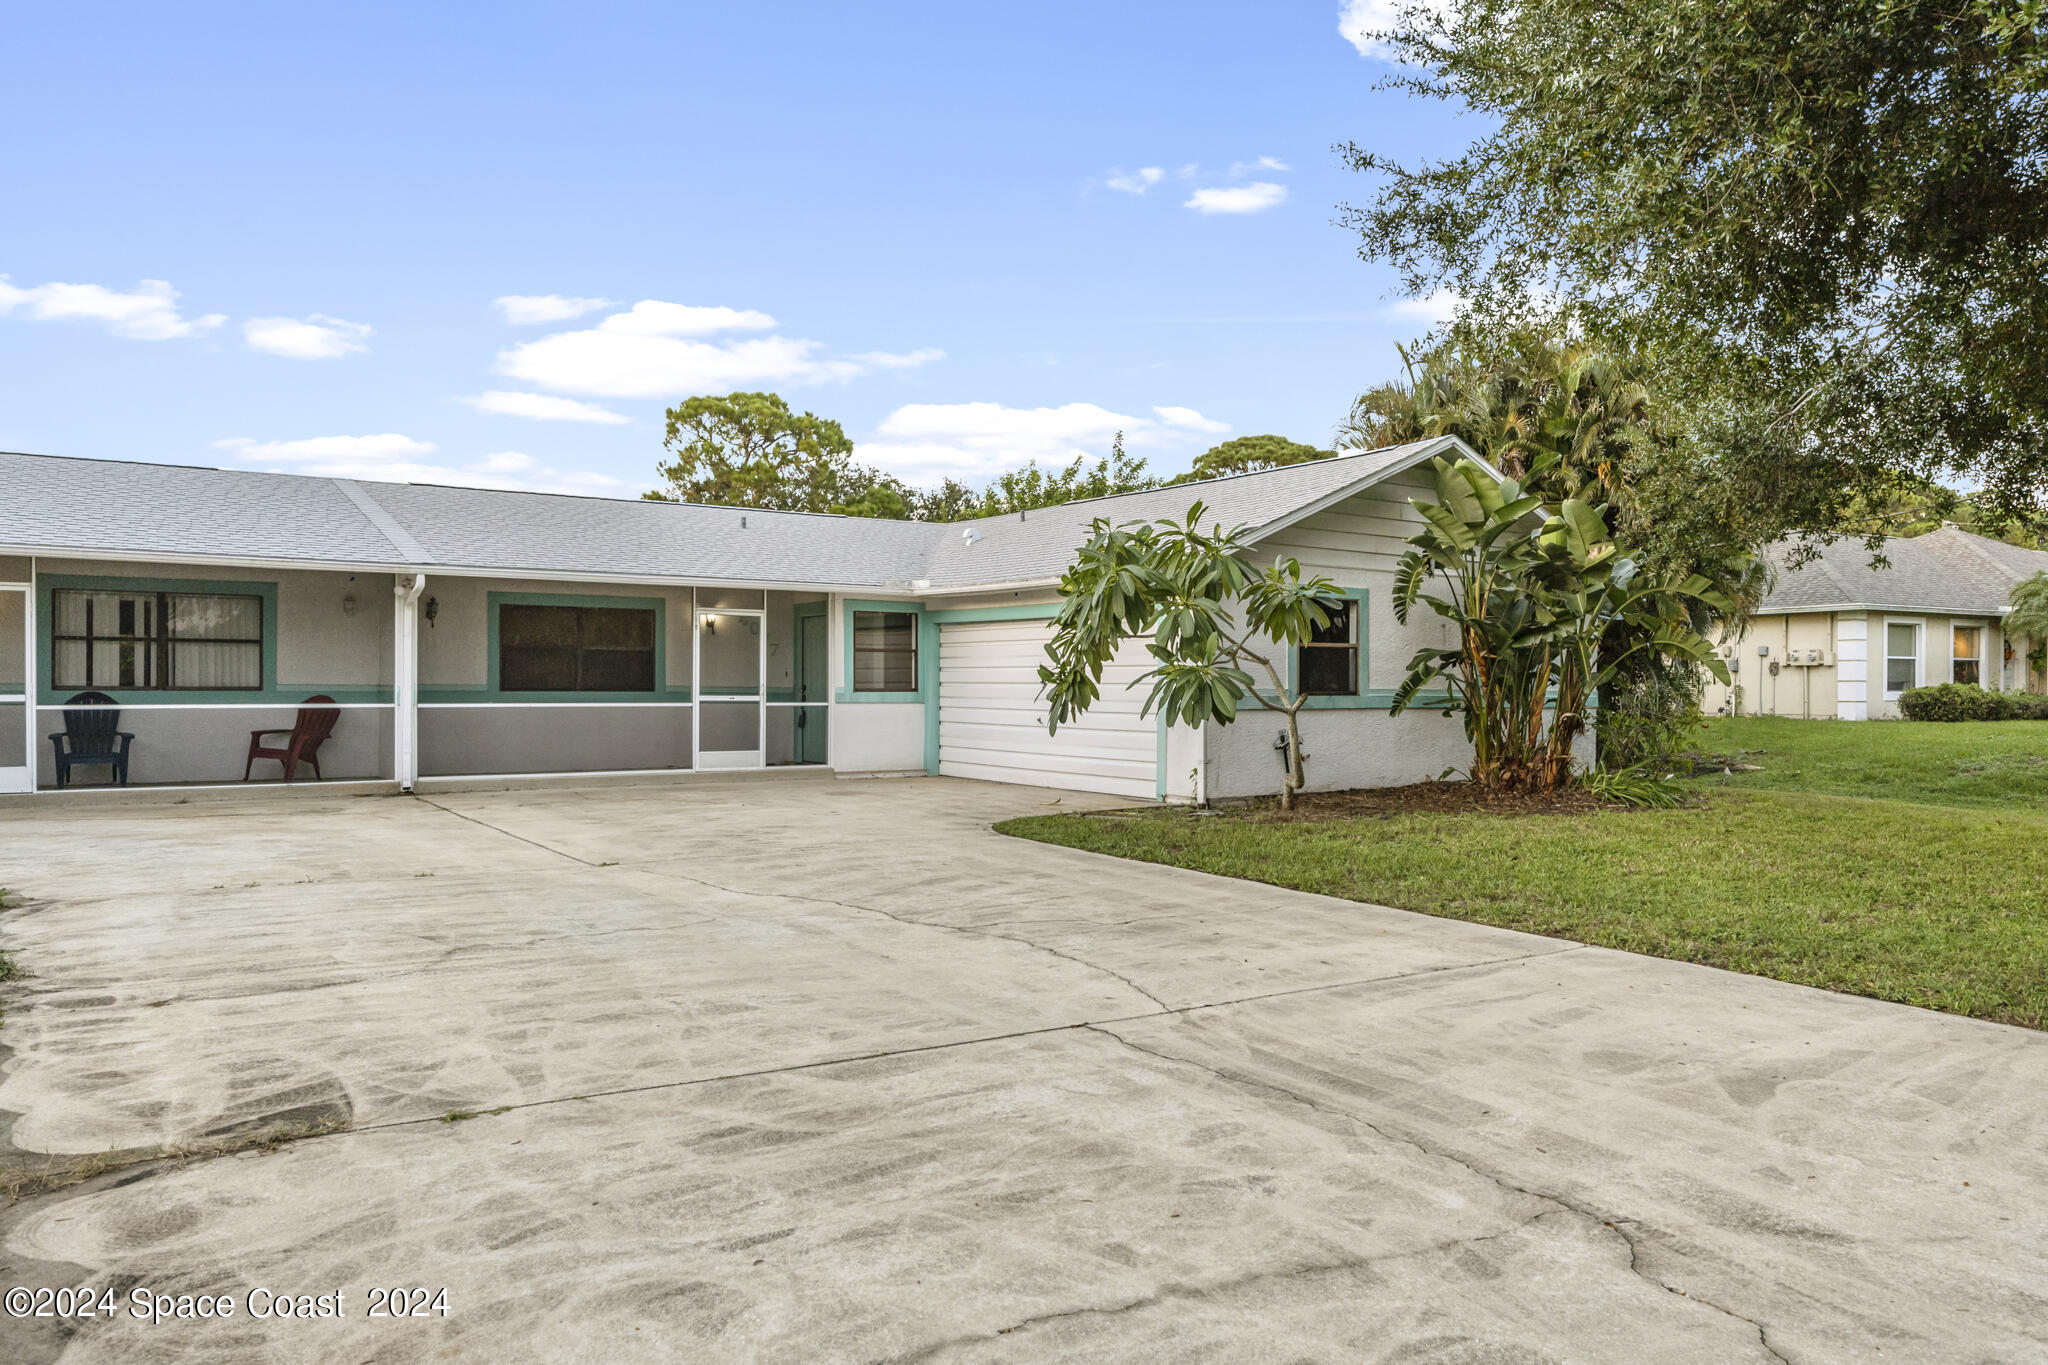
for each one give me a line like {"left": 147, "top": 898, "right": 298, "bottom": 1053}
{"left": 1762, "top": 526, "right": 2048, "bottom": 615}
{"left": 922, "top": 438, "right": 1448, "bottom": 588}
{"left": 0, "top": 453, "right": 414, "bottom": 566}
{"left": 0, "top": 439, "right": 1461, "bottom": 591}
{"left": 362, "top": 480, "right": 945, "bottom": 586}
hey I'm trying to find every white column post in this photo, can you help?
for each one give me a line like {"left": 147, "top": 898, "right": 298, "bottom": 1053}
{"left": 393, "top": 573, "right": 426, "bottom": 790}
{"left": 1834, "top": 613, "right": 1868, "bottom": 721}
{"left": 15, "top": 561, "right": 34, "bottom": 794}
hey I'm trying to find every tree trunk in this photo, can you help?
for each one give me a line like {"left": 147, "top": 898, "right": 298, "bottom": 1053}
{"left": 1280, "top": 704, "right": 1307, "bottom": 812}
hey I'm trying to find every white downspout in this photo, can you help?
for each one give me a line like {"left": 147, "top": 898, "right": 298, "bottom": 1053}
{"left": 393, "top": 573, "right": 425, "bottom": 791}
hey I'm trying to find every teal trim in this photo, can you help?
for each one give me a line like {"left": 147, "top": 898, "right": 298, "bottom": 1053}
{"left": 37, "top": 572, "right": 307, "bottom": 706}
{"left": 1287, "top": 586, "right": 1373, "bottom": 710}
{"left": 791, "top": 599, "right": 829, "bottom": 704}
{"left": 791, "top": 600, "right": 831, "bottom": 763}
{"left": 923, "top": 602, "right": 1063, "bottom": 625}
{"left": 836, "top": 598, "right": 925, "bottom": 704}
{"left": 920, "top": 615, "right": 942, "bottom": 773}
{"left": 1366, "top": 688, "right": 1455, "bottom": 709}
{"left": 485, "top": 590, "right": 673, "bottom": 704}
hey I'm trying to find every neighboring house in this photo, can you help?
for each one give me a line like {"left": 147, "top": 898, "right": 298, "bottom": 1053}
{"left": 1702, "top": 526, "right": 2048, "bottom": 721}
{"left": 0, "top": 438, "right": 1483, "bottom": 801}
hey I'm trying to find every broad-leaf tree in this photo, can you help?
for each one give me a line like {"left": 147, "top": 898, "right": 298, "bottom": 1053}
{"left": 1168, "top": 435, "right": 1332, "bottom": 485}
{"left": 645, "top": 399, "right": 1158, "bottom": 523}
{"left": 647, "top": 392, "right": 876, "bottom": 512}
{"left": 1343, "top": 0, "right": 2048, "bottom": 535}
{"left": 1039, "top": 505, "right": 1342, "bottom": 810}
{"left": 1392, "top": 457, "right": 1735, "bottom": 791}
{"left": 963, "top": 432, "right": 1159, "bottom": 518}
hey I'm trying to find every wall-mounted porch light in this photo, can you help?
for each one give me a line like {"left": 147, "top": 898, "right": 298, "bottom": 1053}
{"left": 341, "top": 592, "right": 358, "bottom": 617}
{"left": 424, "top": 596, "right": 439, "bottom": 628}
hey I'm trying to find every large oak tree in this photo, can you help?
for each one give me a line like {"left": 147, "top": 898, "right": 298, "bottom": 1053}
{"left": 1343, "top": 0, "right": 2048, "bottom": 535}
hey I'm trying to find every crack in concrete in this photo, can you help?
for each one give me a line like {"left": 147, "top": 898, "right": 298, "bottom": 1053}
{"left": 1084, "top": 1022, "right": 1792, "bottom": 1365}
{"left": 411, "top": 796, "right": 1179, "bottom": 1010}
{"left": 406, "top": 796, "right": 1581, "bottom": 1026}
{"left": 881, "top": 1208, "right": 1569, "bottom": 1363}
{"left": 0, "top": 950, "right": 1584, "bottom": 1202}
{"left": 631, "top": 866, "right": 1179, "bottom": 1014}
{"left": 414, "top": 796, "right": 602, "bottom": 867}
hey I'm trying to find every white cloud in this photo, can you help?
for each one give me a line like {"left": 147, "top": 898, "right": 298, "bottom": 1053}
{"left": 1106, "top": 166, "right": 1165, "bottom": 195}
{"left": 242, "top": 313, "right": 372, "bottom": 359}
{"left": 1342, "top": 0, "right": 1449, "bottom": 59}
{"left": 856, "top": 400, "right": 1221, "bottom": 484}
{"left": 1185, "top": 182, "right": 1289, "bottom": 215}
{"left": 1154, "top": 405, "right": 1230, "bottom": 435}
{"left": 1383, "top": 289, "right": 1465, "bottom": 325}
{"left": 848, "top": 348, "right": 945, "bottom": 370}
{"left": 496, "top": 299, "right": 926, "bottom": 399}
{"left": 858, "top": 402, "right": 1135, "bottom": 483}
{"left": 1229, "top": 156, "right": 1291, "bottom": 176}
{"left": 591, "top": 301, "right": 778, "bottom": 337}
{"left": 212, "top": 433, "right": 624, "bottom": 496}
{"left": 0, "top": 275, "right": 224, "bottom": 340}
{"left": 459, "top": 390, "right": 631, "bottom": 424}
{"left": 214, "top": 433, "right": 436, "bottom": 463}
{"left": 494, "top": 294, "right": 617, "bottom": 325}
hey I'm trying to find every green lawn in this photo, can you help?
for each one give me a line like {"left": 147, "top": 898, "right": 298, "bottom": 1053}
{"left": 999, "top": 718, "right": 2048, "bottom": 1029}
{"left": 1695, "top": 715, "right": 2048, "bottom": 808}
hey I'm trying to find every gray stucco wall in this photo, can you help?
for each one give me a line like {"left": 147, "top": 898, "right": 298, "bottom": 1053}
{"left": 38, "top": 704, "right": 394, "bottom": 786}
{"left": 419, "top": 707, "right": 689, "bottom": 776}
{"left": 31, "top": 559, "right": 395, "bottom": 787}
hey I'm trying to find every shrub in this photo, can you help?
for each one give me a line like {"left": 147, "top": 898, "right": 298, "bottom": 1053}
{"left": 1898, "top": 682, "right": 2048, "bottom": 722}
{"left": 1598, "top": 660, "right": 1708, "bottom": 770}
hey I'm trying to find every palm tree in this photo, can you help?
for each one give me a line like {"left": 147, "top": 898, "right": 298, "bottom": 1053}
{"left": 1347, "top": 332, "right": 1761, "bottom": 766}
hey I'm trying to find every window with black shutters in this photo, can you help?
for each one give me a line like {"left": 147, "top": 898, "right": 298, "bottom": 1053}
{"left": 499, "top": 604, "right": 656, "bottom": 693}
{"left": 1299, "top": 599, "right": 1359, "bottom": 697}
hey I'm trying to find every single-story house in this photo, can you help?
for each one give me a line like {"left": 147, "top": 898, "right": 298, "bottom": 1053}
{"left": 1702, "top": 526, "right": 2048, "bottom": 720}
{"left": 0, "top": 438, "right": 1483, "bottom": 801}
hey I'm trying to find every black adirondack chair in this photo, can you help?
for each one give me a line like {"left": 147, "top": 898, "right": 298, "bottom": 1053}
{"left": 49, "top": 691, "right": 135, "bottom": 787}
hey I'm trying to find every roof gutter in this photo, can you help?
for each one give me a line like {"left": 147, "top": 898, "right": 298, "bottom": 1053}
{"left": 1752, "top": 603, "right": 2012, "bottom": 617}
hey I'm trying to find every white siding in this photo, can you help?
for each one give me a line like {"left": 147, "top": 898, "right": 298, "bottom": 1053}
{"left": 937, "top": 619, "right": 1156, "bottom": 799}
{"left": 1216, "top": 467, "right": 1473, "bottom": 796}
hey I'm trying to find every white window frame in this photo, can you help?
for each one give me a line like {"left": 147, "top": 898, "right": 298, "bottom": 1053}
{"left": 1882, "top": 617, "right": 1922, "bottom": 700}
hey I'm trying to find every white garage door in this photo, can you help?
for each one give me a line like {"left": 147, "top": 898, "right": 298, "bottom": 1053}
{"left": 938, "top": 619, "right": 1158, "bottom": 800}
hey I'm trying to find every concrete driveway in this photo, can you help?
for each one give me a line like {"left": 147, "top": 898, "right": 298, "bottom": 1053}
{"left": 0, "top": 775, "right": 2043, "bottom": 1363}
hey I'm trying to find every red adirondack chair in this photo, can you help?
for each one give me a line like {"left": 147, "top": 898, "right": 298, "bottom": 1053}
{"left": 244, "top": 696, "right": 341, "bottom": 781}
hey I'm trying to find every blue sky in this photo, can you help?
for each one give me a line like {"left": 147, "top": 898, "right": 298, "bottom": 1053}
{"left": 1, "top": 2, "right": 1461, "bottom": 498}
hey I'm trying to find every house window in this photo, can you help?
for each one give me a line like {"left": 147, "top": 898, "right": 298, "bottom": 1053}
{"left": 499, "top": 604, "right": 655, "bottom": 692}
{"left": 1300, "top": 599, "right": 1360, "bottom": 696}
{"left": 1884, "top": 621, "right": 1920, "bottom": 697}
{"left": 853, "top": 611, "right": 917, "bottom": 692}
{"left": 51, "top": 589, "right": 263, "bottom": 691}
{"left": 1953, "top": 626, "right": 1982, "bottom": 686}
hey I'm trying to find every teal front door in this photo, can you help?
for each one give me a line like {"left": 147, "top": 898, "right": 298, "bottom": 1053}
{"left": 798, "top": 613, "right": 829, "bottom": 764}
